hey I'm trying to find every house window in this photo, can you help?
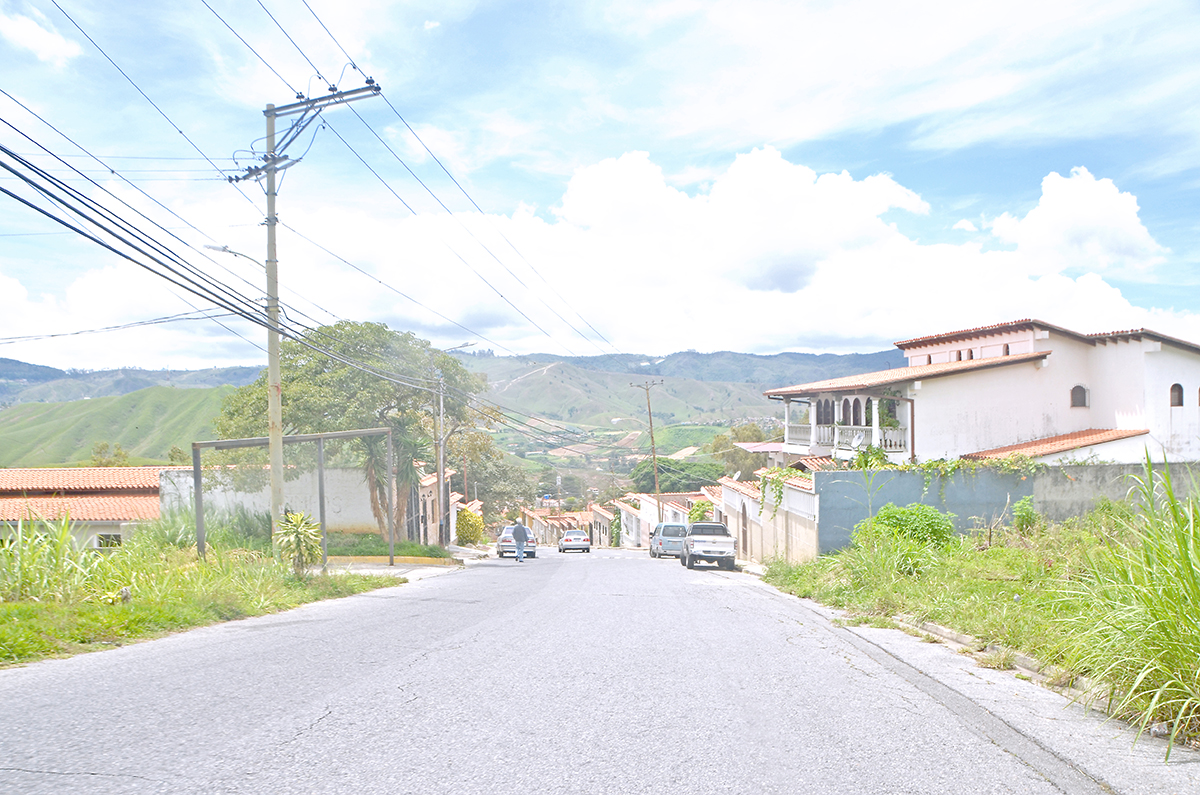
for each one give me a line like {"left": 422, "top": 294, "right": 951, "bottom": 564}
{"left": 1003, "top": 344, "right": 1010, "bottom": 356}
{"left": 97, "top": 533, "right": 122, "bottom": 548}
{"left": 1171, "top": 383, "right": 1184, "bottom": 407}
{"left": 954, "top": 350, "right": 963, "bottom": 362}
{"left": 841, "top": 398, "right": 850, "bottom": 422}
{"left": 852, "top": 399, "right": 862, "bottom": 426}
{"left": 1070, "top": 385, "right": 1089, "bottom": 408}
{"left": 966, "top": 349, "right": 974, "bottom": 360}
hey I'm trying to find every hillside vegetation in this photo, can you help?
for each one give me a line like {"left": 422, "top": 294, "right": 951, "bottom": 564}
{"left": 0, "top": 361, "right": 259, "bottom": 405}
{"left": 460, "top": 358, "right": 774, "bottom": 427}
{"left": 457, "top": 348, "right": 905, "bottom": 385}
{"left": 0, "top": 386, "right": 232, "bottom": 466}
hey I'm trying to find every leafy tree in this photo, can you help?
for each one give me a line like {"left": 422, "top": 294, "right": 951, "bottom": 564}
{"left": 689, "top": 499, "right": 713, "bottom": 523}
{"left": 167, "top": 445, "right": 189, "bottom": 465}
{"left": 90, "top": 442, "right": 129, "bottom": 467}
{"left": 706, "top": 424, "right": 769, "bottom": 480}
{"left": 215, "top": 321, "right": 484, "bottom": 539}
{"left": 630, "top": 459, "right": 721, "bottom": 492}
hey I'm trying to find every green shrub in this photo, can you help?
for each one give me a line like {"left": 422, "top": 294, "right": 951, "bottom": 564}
{"left": 1012, "top": 496, "right": 1040, "bottom": 535}
{"left": 859, "top": 502, "right": 956, "bottom": 547}
{"left": 275, "top": 512, "right": 322, "bottom": 577}
{"left": 455, "top": 510, "right": 485, "bottom": 546}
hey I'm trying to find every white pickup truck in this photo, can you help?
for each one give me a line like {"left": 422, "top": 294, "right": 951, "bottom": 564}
{"left": 680, "top": 522, "right": 737, "bottom": 570}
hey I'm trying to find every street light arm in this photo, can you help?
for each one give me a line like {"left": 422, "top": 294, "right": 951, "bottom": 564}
{"left": 204, "top": 244, "right": 264, "bottom": 268}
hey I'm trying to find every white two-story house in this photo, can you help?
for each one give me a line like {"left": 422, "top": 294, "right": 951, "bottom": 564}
{"left": 765, "top": 319, "right": 1200, "bottom": 464}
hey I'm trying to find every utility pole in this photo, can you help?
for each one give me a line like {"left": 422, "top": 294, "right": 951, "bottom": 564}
{"left": 433, "top": 342, "right": 473, "bottom": 546}
{"left": 230, "top": 83, "right": 381, "bottom": 539}
{"left": 631, "top": 380, "right": 665, "bottom": 523}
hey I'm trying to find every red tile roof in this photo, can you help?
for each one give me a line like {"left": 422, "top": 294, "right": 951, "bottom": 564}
{"left": 892, "top": 319, "right": 1086, "bottom": 349}
{"left": 590, "top": 505, "right": 614, "bottom": 520}
{"left": 765, "top": 351, "right": 1048, "bottom": 397}
{"left": 962, "top": 428, "right": 1149, "bottom": 460}
{"left": 719, "top": 476, "right": 761, "bottom": 500}
{"left": 699, "top": 485, "right": 722, "bottom": 504}
{"left": 893, "top": 320, "right": 1200, "bottom": 356}
{"left": 0, "top": 466, "right": 186, "bottom": 493}
{"left": 753, "top": 467, "right": 814, "bottom": 492}
{"left": 0, "top": 495, "right": 161, "bottom": 522}
{"left": 794, "top": 456, "right": 838, "bottom": 472}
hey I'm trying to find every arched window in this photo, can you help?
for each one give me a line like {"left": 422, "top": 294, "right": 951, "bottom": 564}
{"left": 1003, "top": 343, "right": 1010, "bottom": 356}
{"left": 955, "top": 350, "right": 963, "bottom": 362}
{"left": 1171, "top": 383, "right": 1184, "bottom": 407}
{"left": 841, "top": 398, "right": 851, "bottom": 423}
{"left": 852, "top": 399, "right": 862, "bottom": 426}
{"left": 1070, "top": 385, "right": 1088, "bottom": 408}
{"left": 966, "top": 348, "right": 974, "bottom": 360}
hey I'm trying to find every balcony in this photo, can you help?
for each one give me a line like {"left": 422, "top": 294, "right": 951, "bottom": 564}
{"left": 786, "top": 424, "right": 906, "bottom": 453}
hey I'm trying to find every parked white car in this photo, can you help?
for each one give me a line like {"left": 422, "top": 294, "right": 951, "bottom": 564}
{"left": 558, "top": 530, "right": 592, "bottom": 553}
{"left": 680, "top": 522, "right": 736, "bottom": 570}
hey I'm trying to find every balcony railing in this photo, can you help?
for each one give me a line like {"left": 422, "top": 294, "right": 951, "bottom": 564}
{"left": 786, "top": 424, "right": 906, "bottom": 452}
{"left": 787, "top": 424, "right": 810, "bottom": 445}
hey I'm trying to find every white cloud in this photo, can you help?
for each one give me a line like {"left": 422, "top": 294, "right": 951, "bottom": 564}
{"left": 0, "top": 12, "right": 81, "bottom": 68}
{"left": 424, "top": 20, "right": 440, "bottom": 30}
{"left": 953, "top": 219, "right": 978, "bottom": 232}
{"left": 2, "top": 148, "right": 1196, "bottom": 367}
{"left": 987, "top": 167, "right": 1167, "bottom": 276}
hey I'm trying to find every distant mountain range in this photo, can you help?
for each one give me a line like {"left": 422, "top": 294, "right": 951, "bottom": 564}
{"left": 0, "top": 348, "right": 904, "bottom": 464}
{"left": 0, "top": 357, "right": 261, "bottom": 405}
{"left": 453, "top": 348, "right": 905, "bottom": 428}
{"left": 454, "top": 348, "right": 905, "bottom": 387}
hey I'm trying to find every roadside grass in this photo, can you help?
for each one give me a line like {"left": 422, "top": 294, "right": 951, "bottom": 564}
{"left": 0, "top": 512, "right": 398, "bottom": 667}
{"left": 324, "top": 532, "right": 451, "bottom": 558}
{"left": 764, "top": 460, "right": 1200, "bottom": 754}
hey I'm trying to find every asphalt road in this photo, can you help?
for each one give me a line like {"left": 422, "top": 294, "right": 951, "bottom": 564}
{"left": 2, "top": 548, "right": 1198, "bottom": 794}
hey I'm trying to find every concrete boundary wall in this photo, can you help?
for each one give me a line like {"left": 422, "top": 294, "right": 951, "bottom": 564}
{"left": 161, "top": 468, "right": 380, "bottom": 534}
{"left": 812, "top": 463, "right": 1196, "bottom": 554}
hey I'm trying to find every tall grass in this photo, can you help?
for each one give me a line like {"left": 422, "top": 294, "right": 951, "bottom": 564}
{"left": 0, "top": 512, "right": 395, "bottom": 665}
{"left": 1059, "top": 456, "right": 1200, "bottom": 755}
{"left": 0, "top": 517, "right": 101, "bottom": 602}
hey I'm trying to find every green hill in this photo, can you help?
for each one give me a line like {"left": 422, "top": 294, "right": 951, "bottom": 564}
{"left": 457, "top": 348, "right": 905, "bottom": 386}
{"left": 475, "top": 359, "right": 772, "bottom": 428}
{"left": 0, "top": 385, "right": 232, "bottom": 466}
{"left": 0, "top": 364, "right": 260, "bottom": 405}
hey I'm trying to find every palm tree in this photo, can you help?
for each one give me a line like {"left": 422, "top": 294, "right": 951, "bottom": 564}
{"left": 360, "top": 423, "right": 431, "bottom": 543}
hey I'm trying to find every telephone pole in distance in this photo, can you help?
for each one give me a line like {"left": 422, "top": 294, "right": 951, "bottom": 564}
{"left": 631, "top": 380, "right": 665, "bottom": 523}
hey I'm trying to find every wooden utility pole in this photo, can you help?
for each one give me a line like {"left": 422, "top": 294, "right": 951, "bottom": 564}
{"left": 631, "top": 380, "right": 664, "bottom": 523}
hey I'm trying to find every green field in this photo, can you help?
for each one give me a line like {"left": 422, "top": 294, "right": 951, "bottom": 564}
{"left": 0, "top": 385, "right": 232, "bottom": 466}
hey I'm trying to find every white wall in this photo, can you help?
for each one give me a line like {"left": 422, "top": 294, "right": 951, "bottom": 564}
{"left": 161, "top": 468, "right": 381, "bottom": 533}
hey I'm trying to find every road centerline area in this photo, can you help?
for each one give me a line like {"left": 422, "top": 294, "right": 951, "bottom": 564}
{"left": 2, "top": 548, "right": 1196, "bottom": 795}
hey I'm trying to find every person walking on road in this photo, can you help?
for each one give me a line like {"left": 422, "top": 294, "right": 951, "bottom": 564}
{"left": 511, "top": 522, "right": 530, "bottom": 563}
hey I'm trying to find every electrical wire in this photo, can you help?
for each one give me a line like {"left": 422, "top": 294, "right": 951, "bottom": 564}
{"left": 0, "top": 310, "right": 236, "bottom": 345}
{"left": 288, "top": 0, "right": 619, "bottom": 357}
{"left": 196, "top": 7, "right": 583, "bottom": 358}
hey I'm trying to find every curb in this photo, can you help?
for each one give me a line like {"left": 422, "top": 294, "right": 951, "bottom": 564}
{"left": 324, "top": 555, "right": 460, "bottom": 567}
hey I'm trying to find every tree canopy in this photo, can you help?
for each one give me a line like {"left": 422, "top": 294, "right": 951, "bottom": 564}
{"left": 214, "top": 321, "right": 487, "bottom": 536}
{"left": 630, "top": 459, "right": 722, "bottom": 493}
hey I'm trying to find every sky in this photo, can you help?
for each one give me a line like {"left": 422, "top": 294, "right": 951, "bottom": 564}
{"left": 3, "top": 0, "right": 1200, "bottom": 370}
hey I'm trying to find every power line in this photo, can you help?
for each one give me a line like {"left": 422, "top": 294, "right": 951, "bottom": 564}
{"left": 199, "top": 7, "right": 584, "bottom": 358}
{"left": 0, "top": 310, "right": 236, "bottom": 345}
{"left": 0, "top": 91, "right": 342, "bottom": 330}
{"left": 286, "top": 0, "right": 621, "bottom": 356}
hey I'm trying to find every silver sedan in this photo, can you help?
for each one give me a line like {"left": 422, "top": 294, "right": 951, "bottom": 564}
{"left": 558, "top": 530, "right": 592, "bottom": 553}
